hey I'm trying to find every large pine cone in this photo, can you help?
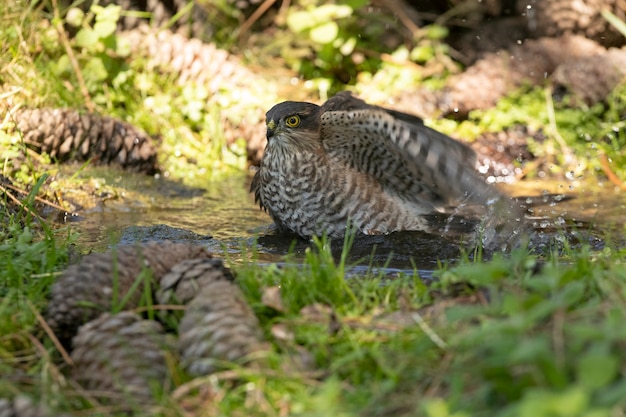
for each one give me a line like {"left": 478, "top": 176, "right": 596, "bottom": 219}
{"left": 178, "top": 279, "right": 265, "bottom": 376}
{"left": 121, "top": 25, "right": 247, "bottom": 89}
{"left": 519, "top": 0, "right": 626, "bottom": 47}
{"left": 121, "top": 25, "right": 273, "bottom": 165}
{"left": 157, "top": 258, "right": 234, "bottom": 306}
{"left": 438, "top": 35, "right": 606, "bottom": 117}
{"left": 71, "top": 312, "right": 171, "bottom": 403}
{"left": 46, "top": 241, "right": 211, "bottom": 346}
{"left": 0, "top": 396, "right": 71, "bottom": 417}
{"left": 551, "top": 47, "right": 626, "bottom": 105}
{"left": 11, "top": 108, "right": 158, "bottom": 174}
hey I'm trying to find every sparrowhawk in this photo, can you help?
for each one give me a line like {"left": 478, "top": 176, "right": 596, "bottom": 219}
{"left": 251, "top": 92, "right": 522, "bottom": 250}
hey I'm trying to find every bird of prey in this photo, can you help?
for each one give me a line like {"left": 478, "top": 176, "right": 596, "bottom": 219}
{"left": 251, "top": 92, "right": 522, "bottom": 250}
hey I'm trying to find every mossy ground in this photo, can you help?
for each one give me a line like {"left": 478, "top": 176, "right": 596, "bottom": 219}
{"left": 1, "top": 1, "right": 626, "bottom": 416}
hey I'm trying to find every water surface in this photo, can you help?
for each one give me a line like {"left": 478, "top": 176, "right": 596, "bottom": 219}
{"left": 57, "top": 167, "right": 626, "bottom": 276}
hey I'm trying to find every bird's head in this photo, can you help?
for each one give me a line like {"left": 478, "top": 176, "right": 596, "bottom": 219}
{"left": 265, "top": 101, "right": 321, "bottom": 151}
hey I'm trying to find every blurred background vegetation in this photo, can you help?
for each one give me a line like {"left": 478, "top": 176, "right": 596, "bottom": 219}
{"left": 1, "top": 0, "right": 625, "bottom": 192}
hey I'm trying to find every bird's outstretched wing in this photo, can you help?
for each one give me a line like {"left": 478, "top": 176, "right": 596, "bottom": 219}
{"left": 320, "top": 92, "right": 526, "bottom": 250}
{"left": 319, "top": 92, "right": 500, "bottom": 209}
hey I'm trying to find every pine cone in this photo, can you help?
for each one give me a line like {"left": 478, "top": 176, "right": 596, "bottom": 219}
{"left": 122, "top": 25, "right": 256, "bottom": 94}
{"left": 438, "top": 35, "right": 606, "bottom": 117}
{"left": 0, "top": 396, "right": 71, "bottom": 417}
{"left": 178, "top": 279, "right": 265, "bottom": 376}
{"left": 157, "top": 258, "right": 234, "bottom": 306}
{"left": 519, "top": 0, "right": 626, "bottom": 47}
{"left": 121, "top": 25, "right": 274, "bottom": 165}
{"left": 551, "top": 47, "right": 626, "bottom": 105}
{"left": 71, "top": 312, "right": 171, "bottom": 403}
{"left": 11, "top": 108, "right": 158, "bottom": 174}
{"left": 46, "top": 241, "right": 211, "bottom": 346}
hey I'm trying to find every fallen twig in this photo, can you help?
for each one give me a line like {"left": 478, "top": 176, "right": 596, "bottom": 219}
{"left": 50, "top": 0, "right": 95, "bottom": 112}
{"left": 599, "top": 153, "right": 626, "bottom": 190}
{"left": 26, "top": 298, "right": 74, "bottom": 366}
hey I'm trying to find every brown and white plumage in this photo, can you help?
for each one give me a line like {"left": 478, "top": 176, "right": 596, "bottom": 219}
{"left": 251, "top": 92, "right": 520, "bottom": 248}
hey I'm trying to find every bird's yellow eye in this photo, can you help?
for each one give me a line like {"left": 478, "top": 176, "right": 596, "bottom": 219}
{"left": 285, "top": 115, "right": 301, "bottom": 128}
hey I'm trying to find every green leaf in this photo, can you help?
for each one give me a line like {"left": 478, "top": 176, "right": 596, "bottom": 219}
{"left": 602, "top": 9, "right": 626, "bottom": 37}
{"left": 344, "top": 0, "right": 368, "bottom": 9}
{"left": 423, "top": 398, "right": 450, "bottom": 417}
{"left": 311, "top": 4, "right": 353, "bottom": 21}
{"left": 517, "top": 387, "right": 589, "bottom": 417}
{"left": 509, "top": 336, "right": 550, "bottom": 363}
{"left": 74, "top": 28, "right": 99, "bottom": 48}
{"left": 410, "top": 45, "right": 435, "bottom": 63}
{"left": 64, "top": 7, "right": 84, "bottom": 27}
{"left": 559, "top": 281, "right": 586, "bottom": 307}
{"left": 287, "top": 4, "right": 353, "bottom": 33}
{"left": 287, "top": 10, "right": 313, "bottom": 32}
{"left": 310, "top": 21, "right": 339, "bottom": 44}
{"left": 92, "top": 4, "right": 120, "bottom": 38}
{"left": 426, "top": 24, "right": 448, "bottom": 40}
{"left": 53, "top": 54, "right": 72, "bottom": 76}
{"left": 550, "top": 387, "right": 589, "bottom": 416}
{"left": 339, "top": 36, "right": 356, "bottom": 56}
{"left": 93, "top": 20, "right": 117, "bottom": 39}
{"left": 83, "top": 57, "right": 109, "bottom": 82}
{"left": 577, "top": 353, "right": 619, "bottom": 390}
{"left": 115, "top": 36, "right": 131, "bottom": 57}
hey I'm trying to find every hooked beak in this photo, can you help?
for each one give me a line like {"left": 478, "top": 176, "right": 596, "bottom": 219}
{"left": 266, "top": 119, "right": 276, "bottom": 139}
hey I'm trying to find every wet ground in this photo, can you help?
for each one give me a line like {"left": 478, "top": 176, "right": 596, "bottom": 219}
{"left": 55, "top": 166, "right": 626, "bottom": 277}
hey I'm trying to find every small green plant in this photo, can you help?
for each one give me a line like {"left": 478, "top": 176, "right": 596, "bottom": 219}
{"left": 0, "top": 213, "right": 72, "bottom": 396}
{"left": 278, "top": 1, "right": 453, "bottom": 95}
{"left": 428, "top": 83, "right": 626, "bottom": 180}
{"left": 285, "top": 2, "right": 366, "bottom": 81}
{"left": 53, "top": 4, "right": 133, "bottom": 107}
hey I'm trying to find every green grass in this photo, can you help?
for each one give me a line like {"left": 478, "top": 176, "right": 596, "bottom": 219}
{"left": 212, "top": 240, "right": 626, "bottom": 417}
{"left": 2, "top": 188, "right": 626, "bottom": 416}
